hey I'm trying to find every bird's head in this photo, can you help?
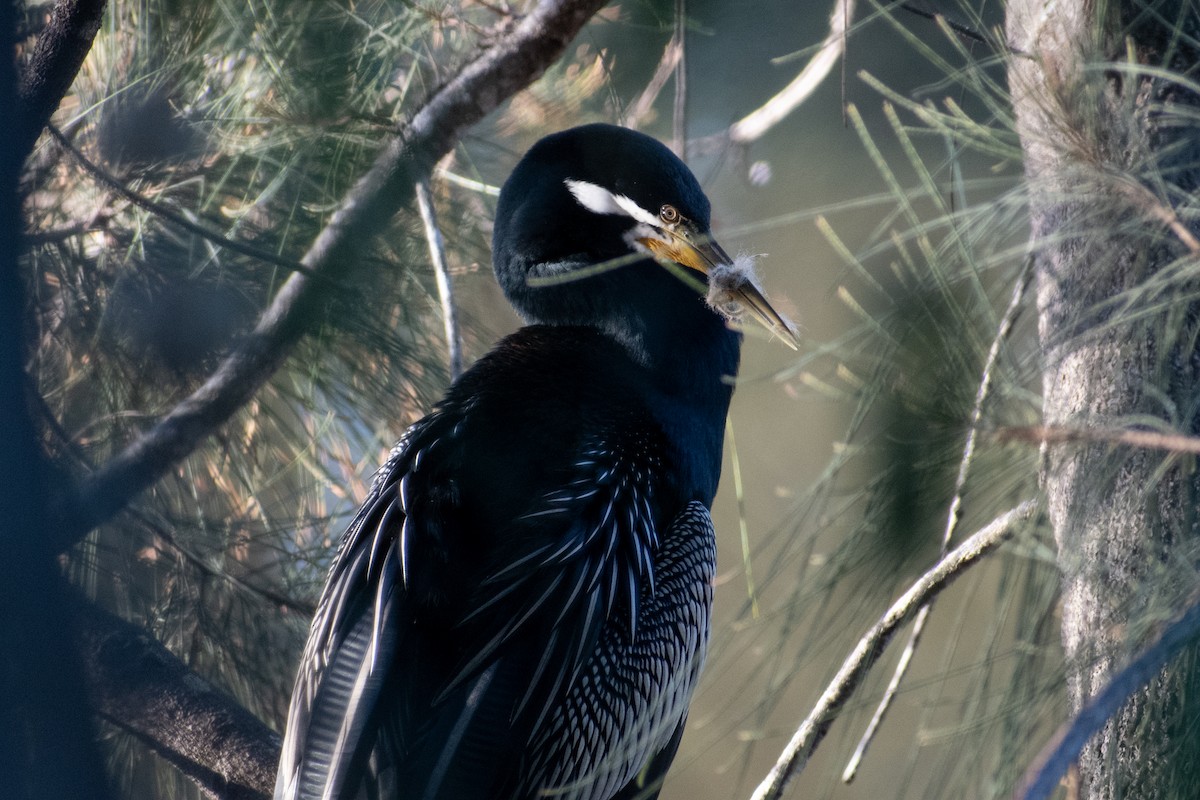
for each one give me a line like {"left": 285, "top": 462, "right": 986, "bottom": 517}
{"left": 492, "top": 124, "right": 797, "bottom": 359}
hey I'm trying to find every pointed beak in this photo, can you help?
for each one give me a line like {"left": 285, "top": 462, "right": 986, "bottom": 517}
{"left": 638, "top": 225, "right": 800, "bottom": 350}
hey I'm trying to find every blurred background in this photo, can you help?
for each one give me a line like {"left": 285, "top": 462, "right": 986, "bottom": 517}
{"left": 17, "top": 0, "right": 1060, "bottom": 797}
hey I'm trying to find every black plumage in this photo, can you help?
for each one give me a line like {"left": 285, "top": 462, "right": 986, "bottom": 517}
{"left": 275, "top": 124, "right": 795, "bottom": 800}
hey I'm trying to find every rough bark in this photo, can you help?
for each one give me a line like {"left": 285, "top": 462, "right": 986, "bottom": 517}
{"left": 16, "top": 0, "right": 108, "bottom": 162}
{"left": 4, "top": 7, "right": 113, "bottom": 796}
{"left": 1008, "top": 2, "right": 1200, "bottom": 798}
{"left": 74, "top": 598, "right": 279, "bottom": 800}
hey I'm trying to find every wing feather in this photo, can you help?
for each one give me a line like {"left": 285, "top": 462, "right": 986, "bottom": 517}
{"left": 275, "top": 429, "right": 423, "bottom": 800}
{"left": 277, "top": 401, "right": 675, "bottom": 800}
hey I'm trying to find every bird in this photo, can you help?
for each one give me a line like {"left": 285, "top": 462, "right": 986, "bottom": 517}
{"left": 274, "top": 123, "right": 797, "bottom": 800}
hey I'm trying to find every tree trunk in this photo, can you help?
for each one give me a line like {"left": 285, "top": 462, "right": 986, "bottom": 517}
{"left": 1008, "top": 2, "right": 1200, "bottom": 797}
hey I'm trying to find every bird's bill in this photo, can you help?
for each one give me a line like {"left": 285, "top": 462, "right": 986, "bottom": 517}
{"left": 728, "top": 278, "right": 800, "bottom": 350}
{"left": 638, "top": 228, "right": 800, "bottom": 350}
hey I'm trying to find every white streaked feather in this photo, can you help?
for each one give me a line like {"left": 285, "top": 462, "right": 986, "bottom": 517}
{"left": 369, "top": 539, "right": 397, "bottom": 672}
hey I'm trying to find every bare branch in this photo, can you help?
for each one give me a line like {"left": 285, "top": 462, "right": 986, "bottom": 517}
{"left": 16, "top": 0, "right": 107, "bottom": 161}
{"left": 691, "top": 0, "right": 854, "bottom": 156}
{"left": 416, "top": 179, "right": 463, "bottom": 380}
{"left": 435, "top": 168, "right": 501, "bottom": 197}
{"left": 48, "top": 0, "right": 609, "bottom": 553}
{"left": 843, "top": 257, "right": 1032, "bottom": 782}
{"left": 672, "top": 0, "right": 687, "bottom": 160}
{"left": 749, "top": 500, "right": 1038, "bottom": 800}
{"left": 993, "top": 424, "right": 1200, "bottom": 455}
{"left": 46, "top": 125, "right": 316, "bottom": 276}
{"left": 74, "top": 596, "right": 279, "bottom": 800}
{"left": 1014, "top": 592, "right": 1200, "bottom": 800}
{"left": 621, "top": 35, "right": 682, "bottom": 130}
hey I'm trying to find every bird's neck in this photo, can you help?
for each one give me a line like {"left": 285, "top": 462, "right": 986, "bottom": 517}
{"left": 607, "top": 306, "right": 741, "bottom": 505}
{"left": 602, "top": 278, "right": 740, "bottom": 391}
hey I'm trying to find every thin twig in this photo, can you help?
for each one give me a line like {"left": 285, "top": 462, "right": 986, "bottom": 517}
{"left": 1013, "top": 591, "right": 1200, "bottom": 800}
{"left": 692, "top": 0, "right": 855, "bottom": 157}
{"left": 416, "top": 180, "right": 462, "bottom": 381}
{"left": 435, "top": 167, "right": 501, "bottom": 197}
{"left": 672, "top": 0, "right": 687, "bottom": 160}
{"left": 622, "top": 34, "right": 682, "bottom": 130}
{"left": 897, "top": 2, "right": 989, "bottom": 47}
{"left": 46, "top": 125, "right": 318, "bottom": 277}
{"left": 994, "top": 423, "right": 1200, "bottom": 454}
{"left": 49, "top": 0, "right": 609, "bottom": 553}
{"left": 842, "top": 256, "right": 1032, "bottom": 782}
{"left": 749, "top": 500, "right": 1038, "bottom": 800}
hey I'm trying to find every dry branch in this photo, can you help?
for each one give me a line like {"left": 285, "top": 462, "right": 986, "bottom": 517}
{"left": 750, "top": 500, "right": 1037, "bottom": 800}
{"left": 1014, "top": 593, "right": 1200, "bottom": 800}
{"left": 75, "top": 596, "right": 280, "bottom": 800}
{"left": 49, "top": 0, "right": 608, "bottom": 553}
{"left": 691, "top": 0, "right": 854, "bottom": 156}
{"left": 16, "top": 0, "right": 107, "bottom": 161}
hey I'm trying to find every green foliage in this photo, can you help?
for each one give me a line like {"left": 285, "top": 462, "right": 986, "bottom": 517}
{"left": 24, "top": 0, "right": 1200, "bottom": 797}
{"left": 695, "top": 4, "right": 1064, "bottom": 798}
{"left": 22, "top": 0, "right": 524, "bottom": 794}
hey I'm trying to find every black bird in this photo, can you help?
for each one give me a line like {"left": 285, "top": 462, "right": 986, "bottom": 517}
{"left": 274, "top": 123, "right": 796, "bottom": 800}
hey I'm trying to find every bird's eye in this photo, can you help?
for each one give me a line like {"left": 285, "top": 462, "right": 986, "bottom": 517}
{"left": 659, "top": 204, "right": 680, "bottom": 225}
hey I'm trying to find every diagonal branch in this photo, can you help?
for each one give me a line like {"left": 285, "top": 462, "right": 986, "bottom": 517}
{"left": 48, "top": 0, "right": 608, "bottom": 554}
{"left": 17, "top": 0, "right": 108, "bottom": 162}
{"left": 749, "top": 500, "right": 1038, "bottom": 800}
{"left": 842, "top": 256, "right": 1032, "bottom": 782}
{"left": 690, "top": 0, "right": 854, "bottom": 157}
{"left": 73, "top": 594, "right": 280, "bottom": 800}
{"left": 1014, "top": 591, "right": 1200, "bottom": 800}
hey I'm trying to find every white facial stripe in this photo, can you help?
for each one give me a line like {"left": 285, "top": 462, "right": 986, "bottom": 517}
{"left": 564, "top": 179, "right": 660, "bottom": 228}
{"left": 565, "top": 179, "right": 624, "bottom": 215}
{"left": 612, "top": 193, "right": 660, "bottom": 228}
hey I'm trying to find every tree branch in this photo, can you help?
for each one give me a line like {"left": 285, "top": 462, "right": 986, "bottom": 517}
{"left": 5, "top": 4, "right": 112, "bottom": 791}
{"left": 48, "top": 0, "right": 609, "bottom": 553}
{"left": 74, "top": 595, "right": 279, "bottom": 800}
{"left": 621, "top": 34, "right": 682, "bottom": 129}
{"left": 749, "top": 500, "right": 1038, "bottom": 800}
{"left": 842, "top": 256, "right": 1032, "bottom": 782}
{"left": 1014, "top": 592, "right": 1200, "bottom": 800}
{"left": 416, "top": 179, "right": 462, "bottom": 381}
{"left": 691, "top": 0, "right": 854, "bottom": 156}
{"left": 993, "top": 424, "right": 1200, "bottom": 455}
{"left": 17, "top": 0, "right": 108, "bottom": 162}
